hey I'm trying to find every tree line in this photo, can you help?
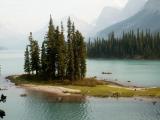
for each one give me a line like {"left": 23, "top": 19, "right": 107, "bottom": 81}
{"left": 24, "top": 16, "right": 86, "bottom": 81}
{"left": 87, "top": 29, "right": 160, "bottom": 59}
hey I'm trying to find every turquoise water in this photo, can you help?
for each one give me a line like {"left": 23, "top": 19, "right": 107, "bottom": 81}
{"left": 0, "top": 50, "right": 160, "bottom": 120}
{"left": 87, "top": 59, "right": 160, "bottom": 87}
{"left": 1, "top": 85, "right": 160, "bottom": 120}
{"left": 1, "top": 50, "right": 160, "bottom": 87}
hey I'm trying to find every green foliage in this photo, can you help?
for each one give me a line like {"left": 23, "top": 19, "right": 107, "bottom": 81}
{"left": 24, "top": 45, "right": 31, "bottom": 74}
{"left": 24, "top": 16, "right": 86, "bottom": 81}
{"left": 56, "top": 23, "right": 66, "bottom": 80}
{"left": 9, "top": 75, "right": 160, "bottom": 98}
{"left": 66, "top": 17, "right": 75, "bottom": 80}
{"left": 78, "top": 31, "right": 87, "bottom": 79}
{"left": 41, "top": 40, "right": 47, "bottom": 75}
{"left": 87, "top": 29, "right": 160, "bottom": 59}
{"left": 29, "top": 32, "right": 40, "bottom": 75}
{"left": 46, "top": 16, "right": 56, "bottom": 79}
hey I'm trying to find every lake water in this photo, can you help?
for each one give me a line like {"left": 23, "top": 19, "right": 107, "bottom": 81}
{"left": 87, "top": 59, "right": 160, "bottom": 87}
{"left": 0, "top": 50, "right": 160, "bottom": 120}
{"left": 1, "top": 50, "right": 160, "bottom": 87}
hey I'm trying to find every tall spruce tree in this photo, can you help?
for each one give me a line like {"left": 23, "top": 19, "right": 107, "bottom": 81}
{"left": 29, "top": 32, "right": 40, "bottom": 75}
{"left": 80, "top": 40, "right": 87, "bottom": 79}
{"left": 56, "top": 23, "right": 66, "bottom": 80}
{"left": 29, "top": 32, "right": 34, "bottom": 74}
{"left": 41, "top": 40, "right": 47, "bottom": 75}
{"left": 72, "top": 23, "right": 80, "bottom": 80}
{"left": 24, "top": 45, "right": 31, "bottom": 74}
{"left": 24, "top": 16, "right": 87, "bottom": 81}
{"left": 76, "top": 31, "right": 86, "bottom": 79}
{"left": 46, "top": 15, "right": 56, "bottom": 79}
{"left": 66, "top": 17, "right": 75, "bottom": 80}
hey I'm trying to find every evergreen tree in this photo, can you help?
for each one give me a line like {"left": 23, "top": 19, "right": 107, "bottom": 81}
{"left": 76, "top": 31, "right": 86, "bottom": 79}
{"left": 71, "top": 23, "right": 79, "bottom": 80}
{"left": 66, "top": 17, "right": 74, "bottom": 80}
{"left": 87, "top": 29, "right": 160, "bottom": 59}
{"left": 56, "top": 23, "right": 66, "bottom": 80}
{"left": 41, "top": 40, "right": 47, "bottom": 75}
{"left": 46, "top": 15, "right": 56, "bottom": 79}
{"left": 24, "top": 16, "right": 87, "bottom": 81}
{"left": 80, "top": 42, "right": 87, "bottom": 79}
{"left": 73, "top": 26, "right": 80, "bottom": 80}
{"left": 29, "top": 32, "right": 40, "bottom": 75}
{"left": 28, "top": 32, "right": 34, "bottom": 74}
{"left": 24, "top": 45, "right": 31, "bottom": 74}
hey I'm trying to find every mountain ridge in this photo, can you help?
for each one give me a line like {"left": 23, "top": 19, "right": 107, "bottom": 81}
{"left": 92, "top": 0, "right": 146, "bottom": 37}
{"left": 97, "top": 0, "right": 160, "bottom": 38}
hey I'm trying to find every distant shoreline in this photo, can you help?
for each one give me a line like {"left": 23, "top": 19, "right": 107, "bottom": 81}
{"left": 87, "top": 57, "right": 160, "bottom": 60}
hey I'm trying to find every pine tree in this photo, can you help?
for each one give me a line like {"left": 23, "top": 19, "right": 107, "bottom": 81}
{"left": 87, "top": 29, "right": 160, "bottom": 59}
{"left": 29, "top": 32, "right": 40, "bottom": 75}
{"left": 80, "top": 41, "right": 87, "bottom": 79}
{"left": 24, "top": 45, "right": 31, "bottom": 74}
{"left": 24, "top": 16, "right": 87, "bottom": 81}
{"left": 77, "top": 31, "right": 86, "bottom": 79}
{"left": 72, "top": 25, "right": 80, "bottom": 80}
{"left": 56, "top": 23, "right": 66, "bottom": 80}
{"left": 66, "top": 17, "right": 74, "bottom": 80}
{"left": 31, "top": 40, "right": 40, "bottom": 75}
{"left": 46, "top": 15, "right": 56, "bottom": 79}
{"left": 28, "top": 32, "right": 34, "bottom": 74}
{"left": 41, "top": 40, "right": 47, "bottom": 75}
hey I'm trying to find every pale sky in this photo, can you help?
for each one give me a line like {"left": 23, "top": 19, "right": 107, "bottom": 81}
{"left": 0, "top": 0, "right": 128, "bottom": 33}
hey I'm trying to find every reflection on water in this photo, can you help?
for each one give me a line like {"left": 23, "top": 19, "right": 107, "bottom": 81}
{"left": 0, "top": 50, "right": 160, "bottom": 120}
{"left": 23, "top": 95, "right": 89, "bottom": 120}
{"left": 0, "top": 76, "right": 89, "bottom": 120}
{"left": 0, "top": 94, "right": 6, "bottom": 119}
{"left": 1, "top": 79, "right": 160, "bottom": 120}
{"left": 26, "top": 90, "right": 85, "bottom": 102}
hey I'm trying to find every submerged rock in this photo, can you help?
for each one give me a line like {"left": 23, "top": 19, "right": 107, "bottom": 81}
{"left": 0, "top": 94, "right": 7, "bottom": 103}
{"left": 0, "top": 109, "right": 5, "bottom": 118}
{"left": 102, "top": 72, "right": 112, "bottom": 74}
{"left": 152, "top": 101, "right": 157, "bottom": 105}
{"left": 20, "top": 94, "right": 27, "bottom": 97}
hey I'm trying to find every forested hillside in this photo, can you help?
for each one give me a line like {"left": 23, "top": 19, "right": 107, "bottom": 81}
{"left": 97, "top": 0, "right": 160, "bottom": 38}
{"left": 88, "top": 29, "right": 160, "bottom": 59}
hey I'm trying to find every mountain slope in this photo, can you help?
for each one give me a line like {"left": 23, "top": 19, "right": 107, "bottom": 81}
{"left": 0, "top": 24, "right": 25, "bottom": 49}
{"left": 98, "top": 0, "right": 160, "bottom": 38}
{"left": 121, "top": 0, "right": 146, "bottom": 19}
{"left": 94, "top": 7, "right": 120, "bottom": 32}
{"left": 93, "top": 0, "right": 146, "bottom": 36}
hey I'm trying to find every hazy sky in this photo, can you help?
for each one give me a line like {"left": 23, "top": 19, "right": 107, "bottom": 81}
{"left": 0, "top": 0, "right": 128, "bottom": 33}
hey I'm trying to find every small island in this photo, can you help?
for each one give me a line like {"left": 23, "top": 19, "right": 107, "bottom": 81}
{"left": 7, "top": 16, "right": 160, "bottom": 101}
{"left": 7, "top": 75, "right": 160, "bottom": 100}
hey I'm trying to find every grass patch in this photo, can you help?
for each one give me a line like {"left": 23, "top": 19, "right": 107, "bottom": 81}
{"left": 6, "top": 75, "right": 160, "bottom": 98}
{"left": 64, "top": 85, "right": 135, "bottom": 97}
{"left": 135, "top": 88, "right": 160, "bottom": 97}
{"left": 6, "top": 75, "right": 106, "bottom": 87}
